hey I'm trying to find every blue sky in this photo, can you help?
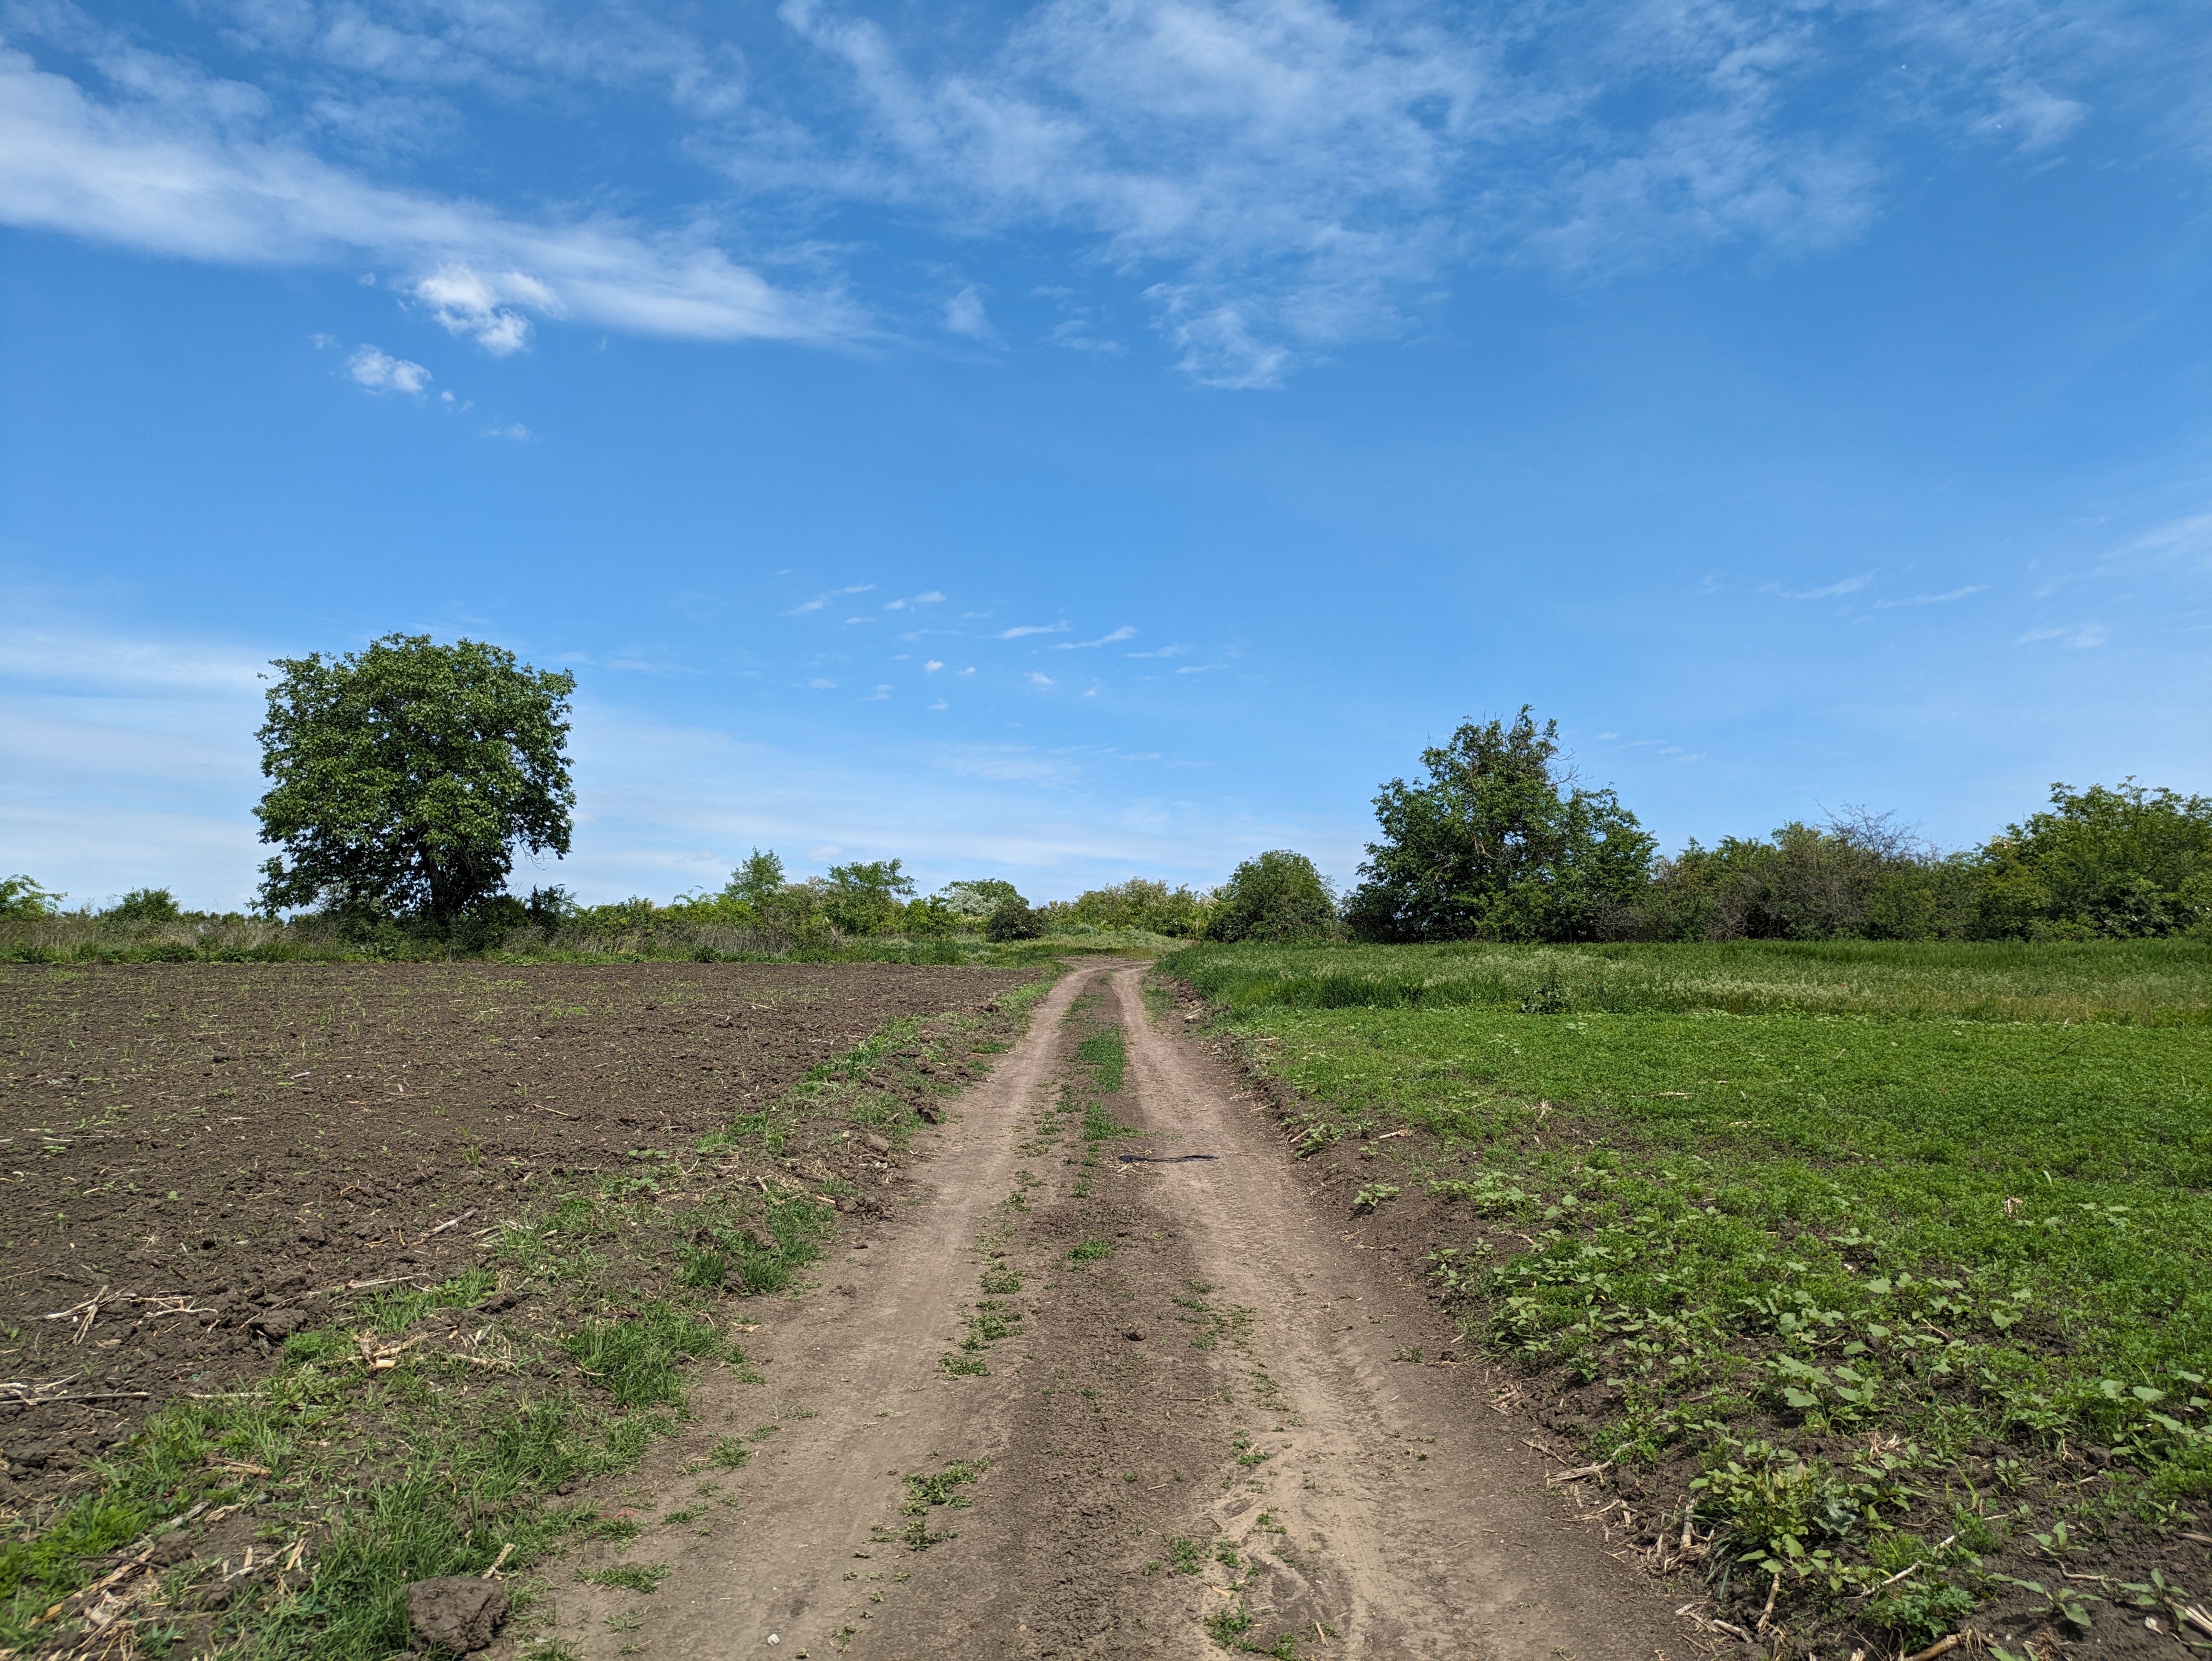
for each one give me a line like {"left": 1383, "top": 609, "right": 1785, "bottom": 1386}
{"left": 2, "top": 0, "right": 2207, "bottom": 912}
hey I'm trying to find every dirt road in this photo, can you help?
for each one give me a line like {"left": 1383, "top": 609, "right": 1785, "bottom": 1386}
{"left": 546, "top": 961, "right": 1683, "bottom": 1660}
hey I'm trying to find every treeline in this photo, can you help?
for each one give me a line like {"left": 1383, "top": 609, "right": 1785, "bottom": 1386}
{"left": 9, "top": 630, "right": 2206, "bottom": 957}
{"left": 1337, "top": 709, "right": 2212, "bottom": 944}
{"left": 549, "top": 847, "right": 1335, "bottom": 947}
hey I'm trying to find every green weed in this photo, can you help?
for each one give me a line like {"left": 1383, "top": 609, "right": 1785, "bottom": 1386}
{"left": 579, "top": 1563, "right": 670, "bottom": 1594}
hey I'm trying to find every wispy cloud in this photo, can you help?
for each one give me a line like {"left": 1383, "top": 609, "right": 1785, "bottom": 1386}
{"left": 1762, "top": 573, "right": 1873, "bottom": 601}
{"left": 5, "top": 0, "right": 2201, "bottom": 390}
{"left": 0, "top": 38, "right": 857, "bottom": 347}
{"left": 943, "top": 285, "right": 999, "bottom": 343}
{"left": 2017, "top": 622, "right": 2108, "bottom": 649}
{"left": 1000, "top": 622, "right": 1070, "bottom": 639}
{"left": 1056, "top": 626, "right": 1136, "bottom": 650}
{"left": 788, "top": 583, "right": 877, "bottom": 615}
{"left": 1028, "top": 671, "right": 1055, "bottom": 687}
{"left": 883, "top": 591, "right": 946, "bottom": 611}
{"left": 1873, "top": 585, "right": 1988, "bottom": 609}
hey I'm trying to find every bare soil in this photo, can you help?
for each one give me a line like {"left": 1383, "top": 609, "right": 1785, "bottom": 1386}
{"left": 539, "top": 961, "right": 1686, "bottom": 1660}
{"left": 0, "top": 961, "right": 1031, "bottom": 1493}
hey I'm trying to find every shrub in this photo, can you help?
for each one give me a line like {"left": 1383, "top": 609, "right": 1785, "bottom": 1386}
{"left": 986, "top": 897, "right": 1043, "bottom": 941}
{"left": 1975, "top": 781, "right": 2212, "bottom": 939}
{"left": 1208, "top": 851, "right": 1338, "bottom": 943}
{"left": 1065, "top": 878, "right": 1211, "bottom": 937}
{"left": 102, "top": 887, "right": 182, "bottom": 923}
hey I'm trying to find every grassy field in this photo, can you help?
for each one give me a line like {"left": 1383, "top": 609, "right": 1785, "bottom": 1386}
{"left": 1163, "top": 939, "right": 2212, "bottom": 1649}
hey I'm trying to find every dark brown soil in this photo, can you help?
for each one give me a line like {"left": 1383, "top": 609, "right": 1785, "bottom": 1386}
{"left": 0, "top": 961, "right": 1031, "bottom": 1498}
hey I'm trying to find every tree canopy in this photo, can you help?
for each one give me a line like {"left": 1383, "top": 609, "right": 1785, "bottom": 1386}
{"left": 254, "top": 634, "right": 576, "bottom": 928}
{"left": 1207, "top": 850, "right": 1338, "bottom": 942}
{"left": 1977, "top": 781, "right": 2212, "bottom": 939}
{"left": 1345, "top": 708, "right": 1655, "bottom": 942}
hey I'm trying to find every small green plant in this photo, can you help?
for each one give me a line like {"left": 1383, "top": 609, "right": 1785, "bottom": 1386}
{"left": 939, "top": 1353, "right": 989, "bottom": 1377}
{"left": 1203, "top": 1602, "right": 1255, "bottom": 1647}
{"left": 899, "top": 1459, "right": 985, "bottom": 1549}
{"left": 981, "top": 1263, "right": 1023, "bottom": 1294}
{"left": 1166, "top": 1536, "right": 1204, "bottom": 1575}
{"left": 709, "top": 1439, "right": 751, "bottom": 1469}
{"left": 1351, "top": 1183, "right": 1399, "bottom": 1214}
{"left": 1069, "top": 1238, "right": 1115, "bottom": 1264}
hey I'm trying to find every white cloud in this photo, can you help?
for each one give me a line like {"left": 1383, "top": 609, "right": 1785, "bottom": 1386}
{"left": 943, "top": 284, "right": 998, "bottom": 343}
{"left": 788, "top": 583, "right": 877, "bottom": 614}
{"left": 346, "top": 342, "right": 431, "bottom": 393}
{"left": 0, "top": 41, "right": 858, "bottom": 346}
{"left": 414, "top": 263, "right": 547, "bottom": 354}
{"left": 1147, "top": 287, "right": 1291, "bottom": 389}
{"left": 2017, "top": 622, "right": 2108, "bottom": 648}
{"left": 1763, "top": 573, "right": 1873, "bottom": 600}
{"left": 1874, "top": 585, "right": 1988, "bottom": 609}
{"left": 924, "top": 659, "right": 945, "bottom": 672}
{"left": 1056, "top": 625, "right": 1137, "bottom": 649}
{"left": 1000, "top": 621, "right": 1070, "bottom": 639}
{"left": 883, "top": 591, "right": 946, "bottom": 610}
{"left": 1028, "top": 671, "right": 1055, "bottom": 686}
{"left": 483, "top": 421, "right": 534, "bottom": 441}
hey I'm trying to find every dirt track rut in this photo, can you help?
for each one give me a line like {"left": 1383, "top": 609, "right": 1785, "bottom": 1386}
{"left": 545, "top": 962, "right": 1684, "bottom": 1660}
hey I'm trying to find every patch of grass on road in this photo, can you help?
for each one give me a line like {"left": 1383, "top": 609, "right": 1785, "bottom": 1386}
{"left": 1165, "top": 940, "right": 2212, "bottom": 1649}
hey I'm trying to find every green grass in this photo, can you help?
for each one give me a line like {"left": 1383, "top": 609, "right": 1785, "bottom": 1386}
{"left": 1163, "top": 939, "right": 2212, "bottom": 1643}
{"left": 1074, "top": 1026, "right": 1128, "bottom": 1092}
{"left": 1170, "top": 937, "right": 2212, "bottom": 1026}
{"left": 562, "top": 1303, "right": 731, "bottom": 1409}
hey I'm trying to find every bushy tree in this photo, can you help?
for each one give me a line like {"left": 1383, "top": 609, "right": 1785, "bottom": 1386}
{"left": 1068, "top": 878, "right": 1212, "bottom": 937}
{"left": 103, "top": 887, "right": 182, "bottom": 923}
{"left": 1638, "top": 813, "right": 1976, "bottom": 941}
{"left": 986, "top": 895, "right": 1044, "bottom": 941}
{"left": 0, "top": 875, "right": 65, "bottom": 920}
{"left": 1975, "top": 781, "right": 2212, "bottom": 938}
{"left": 940, "top": 878, "right": 1024, "bottom": 919}
{"left": 254, "top": 634, "right": 576, "bottom": 928}
{"left": 820, "top": 859, "right": 916, "bottom": 936}
{"left": 721, "top": 849, "right": 787, "bottom": 912}
{"left": 1345, "top": 708, "right": 1654, "bottom": 942}
{"left": 1207, "top": 851, "right": 1338, "bottom": 942}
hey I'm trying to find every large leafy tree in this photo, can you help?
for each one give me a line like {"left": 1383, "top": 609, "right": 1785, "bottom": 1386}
{"left": 254, "top": 635, "right": 577, "bottom": 927}
{"left": 1345, "top": 707, "right": 1655, "bottom": 942}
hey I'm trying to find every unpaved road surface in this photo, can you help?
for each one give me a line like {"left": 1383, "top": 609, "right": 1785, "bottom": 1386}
{"left": 545, "top": 962, "right": 1685, "bottom": 1660}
